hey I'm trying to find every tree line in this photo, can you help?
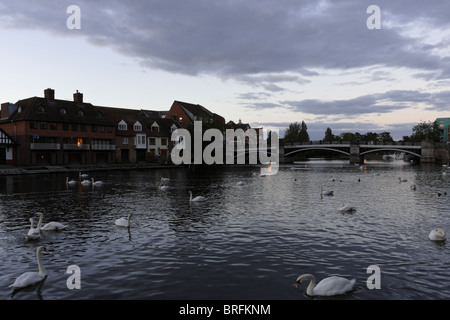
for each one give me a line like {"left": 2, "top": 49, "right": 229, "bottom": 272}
{"left": 282, "top": 120, "right": 441, "bottom": 144}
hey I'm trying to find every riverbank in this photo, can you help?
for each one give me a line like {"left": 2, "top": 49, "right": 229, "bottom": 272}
{"left": 0, "top": 163, "right": 180, "bottom": 176}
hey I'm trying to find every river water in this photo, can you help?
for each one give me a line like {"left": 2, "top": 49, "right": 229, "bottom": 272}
{"left": 0, "top": 160, "right": 449, "bottom": 300}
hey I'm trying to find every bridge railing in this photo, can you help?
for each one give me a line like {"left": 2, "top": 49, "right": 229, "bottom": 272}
{"left": 282, "top": 140, "right": 422, "bottom": 147}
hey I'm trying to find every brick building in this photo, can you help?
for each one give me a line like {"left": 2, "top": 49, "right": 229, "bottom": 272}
{"left": 0, "top": 89, "right": 189, "bottom": 166}
{"left": 166, "top": 100, "right": 225, "bottom": 130}
{"left": 0, "top": 88, "right": 116, "bottom": 166}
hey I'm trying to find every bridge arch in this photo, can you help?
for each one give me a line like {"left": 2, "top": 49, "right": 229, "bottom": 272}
{"left": 360, "top": 148, "right": 421, "bottom": 158}
{"left": 284, "top": 147, "right": 350, "bottom": 157}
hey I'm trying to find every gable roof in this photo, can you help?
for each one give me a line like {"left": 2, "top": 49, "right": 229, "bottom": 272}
{"left": 175, "top": 100, "right": 213, "bottom": 122}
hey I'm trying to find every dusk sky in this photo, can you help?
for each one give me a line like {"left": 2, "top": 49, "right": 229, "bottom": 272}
{"left": 1, "top": 0, "right": 450, "bottom": 140}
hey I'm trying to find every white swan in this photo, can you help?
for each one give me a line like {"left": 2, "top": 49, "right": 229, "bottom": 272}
{"left": 80, "top": 179, "right": 91, "bottom": 186}
{"left": 320, "top": 187, "right": 333, "bottom": 197}
{"left": 160, "top": 185, "right": 169, "bottom": 191}
{"left": 25, "top": 218, "right": 41, "bottom": 241}
{"left": 91, "top": 178, "right": 103, "bottom": 186}
{"left": 161, "top": 177, "right": 170, "bottom": 182}
{"left": 9, "top": 246, "right": 47, "bottom": 289}
{"left": 79, "top": 172, "right": 89, "bottom": 179}
{"left": 296, "top": 274, "right": 355, "bottom": 297}
{"left": 115, "top": 213, "right": 132, "bottom": 227}
{"left": 338, "top": 203, "right": 356, "bottom": 213}
{"left": 66, "top": 177, "right": 77, "bottom": 186}
{"left": 429, "top": 228, "right": 446, "bottom": 241}
{"left": 35, "top": 212, "right": 67, "bottom": 231}
{"left": 189, "top": 191, "right": 207, "bottom": 202}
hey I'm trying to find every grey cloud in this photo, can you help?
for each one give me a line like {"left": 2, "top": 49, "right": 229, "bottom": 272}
{"left": 1, "top": 0, "right": 450, "bottom": 78}
{"left": 282, "top": 90, "right": 439, "bottom": 116}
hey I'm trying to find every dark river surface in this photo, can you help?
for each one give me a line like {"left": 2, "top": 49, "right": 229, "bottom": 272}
{"left": 0, "top": 161, "right": 449, "bottom": 300}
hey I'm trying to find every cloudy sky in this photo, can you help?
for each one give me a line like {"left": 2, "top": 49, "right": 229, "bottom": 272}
{"left": 1, "top": 0, "right": 449, "bottom": 140}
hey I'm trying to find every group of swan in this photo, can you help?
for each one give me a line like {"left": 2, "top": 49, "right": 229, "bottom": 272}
{"left": 81, "top": 178, "right": 103, "bottom": 187}
{"left": 25, "top": 212, "right": 67, "bottom": 240}
{"left": 319, "top": 186, "right": 356, "bottom": 212}
{"left": 66, "top": 172, "right": 103, "bottom": 187}
{"left": 294, "top": 226, "right": 446, "bottom": 297}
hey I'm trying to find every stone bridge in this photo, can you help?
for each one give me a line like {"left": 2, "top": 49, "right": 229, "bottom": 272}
{"left": 280, "top": 140, "right": 449, "bottom": 164}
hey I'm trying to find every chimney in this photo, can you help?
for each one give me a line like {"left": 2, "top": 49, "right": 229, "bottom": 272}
{"left": 44, "top": 88, "right": 55, "bottom": 101}
{"left": 1, "top": 102, "right": 18, "bottom": 119}
{"left": 73, "top": 90, "right": 83, "bottom": 103}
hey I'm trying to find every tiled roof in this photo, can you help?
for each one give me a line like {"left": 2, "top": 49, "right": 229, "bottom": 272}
{"left": 7, "top": 96, "right": 115, "bottom": 126}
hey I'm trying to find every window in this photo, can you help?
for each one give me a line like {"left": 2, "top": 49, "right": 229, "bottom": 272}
{"left": 123, "top": 137, "right": 128, "bottom": 145}
{"left": 60, "top": 108, "right": 67, "bottom": 115}
{"left": 107, "top": 126, "right": 112, "bottom": 133}
{"left": 118, "top": 120, "right": 127, "bottom": 131}
{"left": 99, "top": 126, "right": 105, "bottom": 133}
{"left": 72, "top": 124, "right": 78, "bottom": 131}
{"left": 161, "top": 138, "right": 167, "bottom": 145}
{"left": 134, "top": 121, "right": 142, "bottom": 132}
{"left": 50, "top": 122, "right": 57, "bottom": 130}
{"left": 77, "top": 109, "right": 84, "bottom": 116}
{"left": 92, "top": 125, "right": 97, "bottom": 132}
{"left": 80, "top": 124, "right": 86, "bottom": 132}
{"left": 149, "top": 138, "right": 156, "bottom": 145}
{"left": 63, "top": 123, "right": 69, "bottom": 131}
{"left": 135, "top": 134, "right": 146, "bottom": 145}
{"left": 151, "top": 122, "right": 159, "bottom": 133}
{"left": 40, "top": 122, "right": 47, "bottom": 130}
{"left": 37, "top": 105, "right": 45, "bottom": 113}
{"left": 30, "top": 121, "right": 37, "bottom": 129}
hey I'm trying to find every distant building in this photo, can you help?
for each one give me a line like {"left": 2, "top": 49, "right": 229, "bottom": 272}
{"left": 98, "top": 106, "right": 179, "bottom": 163}
{"left": 166, "top": 100, "right": 225, "bottom": 130}
{"left": 436, "top": 117, "right": 450, "bottom": 142}
{"left": 226, "top": 119, "right": 251, "bottom": 131}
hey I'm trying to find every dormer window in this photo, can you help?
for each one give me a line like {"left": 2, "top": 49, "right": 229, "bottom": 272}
{"left": 60, "top": 108, "right": 67, "bottom": 115}
{"left": 151, "top": 121, "right": 159, "bottom": 133}
{"left": 118, "top": 120, "right": 127, "bottom": 131}
{"left": 133, "top": 121, "right": 142, "bottom": 132}
{"left": 97, "top": 111, "right": 102, "bottom": 118}
{"left": 37, "top": 105, "right": 45, "bottom": 113}
{"left": 77, "top": 109, "right": 84, "bottom": 116}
